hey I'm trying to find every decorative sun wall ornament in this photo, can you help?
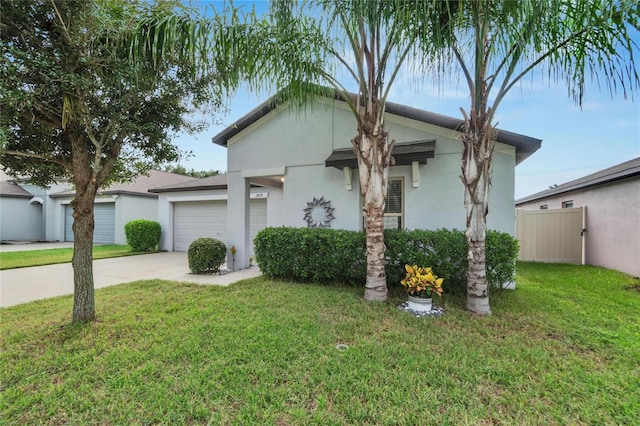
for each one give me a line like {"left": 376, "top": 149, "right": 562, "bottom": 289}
{"left": 303, "top": 197, "right": 335, "bottom": 228}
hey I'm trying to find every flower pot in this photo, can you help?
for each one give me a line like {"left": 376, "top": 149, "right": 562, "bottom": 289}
{"left": 407, "top": 295, "right": 432, "bottom": 312}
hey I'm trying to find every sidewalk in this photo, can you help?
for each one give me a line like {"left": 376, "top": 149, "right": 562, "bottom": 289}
{"left": 0, "top": 252, "right": 262, "bottom": 308}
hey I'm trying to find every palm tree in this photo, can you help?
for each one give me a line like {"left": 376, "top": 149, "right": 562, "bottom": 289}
{"left": 436, "top": 0, "right": 638, "bottom": 314}
{"left": 240, "top": 0, "right": 452, "bottom": 301}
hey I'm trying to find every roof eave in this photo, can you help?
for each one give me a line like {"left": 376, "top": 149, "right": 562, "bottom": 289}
{"left": 212, "top": 88, "right": 542, "bottom": 164}
{"left": 516, "top": 169, "right": 640, "bottom": 205}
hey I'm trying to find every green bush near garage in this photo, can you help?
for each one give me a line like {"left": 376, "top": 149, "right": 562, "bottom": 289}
{"left": 187, "top": 237, "right": 227, "bottom": 274}
{"left": 124, "top": 219, "right": 162, "bottom": 252}
{"left": 254, "top": 227, "right": 518, "bottom": 294}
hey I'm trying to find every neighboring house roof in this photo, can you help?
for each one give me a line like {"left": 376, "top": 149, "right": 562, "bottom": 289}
{"left": 50, "top": 170, "right": 196, "bottom": 198}
{"left": 516, "top": 157, "right": 640, "bottom": 205}
{"left": 149, "top": 174, "right": 228, "bottom": 193}
{"left": 211, "top": 89, "right": 542, "bottom": 165}
{"left": 0, "top": 169, "right": 32, "bottom": 198}
{"left": 0, "top": 181, "right": 33, "bottom": 198}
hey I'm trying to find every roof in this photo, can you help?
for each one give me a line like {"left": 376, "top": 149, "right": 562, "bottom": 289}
{"left": 516, "top": 157, "right": 640, "bottom": 205}
{"left": 326, "top": 140, "right": 436, "bottom": 169}
{"left": 149, "top": 174, "right": 228, "bottom": 193}
{"left": 50, "top": 170, "right": 196, "bottom": 198}
{"left": 0, "top": 181, "right": 33, "bottom": 198}
{"left": 0, "top": 169, "right": 32, "bottom": 198}
{"left": 211, "top": 89, "right": 542, "bottom": 165}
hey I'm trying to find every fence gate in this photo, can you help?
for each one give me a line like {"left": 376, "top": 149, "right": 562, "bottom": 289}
{"left": 516, "top": 207, "right": 586, "bottom": 264}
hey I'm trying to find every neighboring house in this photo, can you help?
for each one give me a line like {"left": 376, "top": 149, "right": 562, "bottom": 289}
{"left": 1, "top": 169, "right": 193, "bottom": 244}
{"left": 0, "top": 169, "right": 73, "bottom": 242}
{"left": 153, "top": 92, "right": 541, "bottom": 267}
{"left": 49, "top": 170, "right": 195, "bottom": 245}
{"left": 516, "top": 157, "right": 640, "bottom": 277}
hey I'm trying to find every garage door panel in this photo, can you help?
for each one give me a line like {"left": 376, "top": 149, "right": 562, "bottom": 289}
{"left": 249, "top": 199, "right": 267, "bottom": 255}
{"left": 173, "top": 199, "right": 268, "bottom": 254}
{"left": 173, "top": 201, "right": 228, "bottom": 252}
{"left": 65, "top": 203, "right": 115, "bottom": 244}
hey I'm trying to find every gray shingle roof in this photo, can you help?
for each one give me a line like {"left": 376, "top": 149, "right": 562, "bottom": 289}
{"left": 0, "top": 169, "right": 32, "bottom": 198}
{"left": 149, "top": 174, "right": 228, "bottom": 193}
{"left": 0, "top": 181, "right": 32, "bottom": 198}
{"left": 50, "top": 170, "right": 196, "bottom": 198}
{"left": 515, "top": 157, "right": 640, "bottom": 205}
{"left": 211, "top": 89, "right": 542, "bottom": 165}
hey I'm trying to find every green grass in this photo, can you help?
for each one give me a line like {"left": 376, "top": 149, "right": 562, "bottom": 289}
{"left": 0, "top": 245, "right": 141, "bottom": 270}
{"left": 2, "top": 263, "right": 639, "bottom": 425}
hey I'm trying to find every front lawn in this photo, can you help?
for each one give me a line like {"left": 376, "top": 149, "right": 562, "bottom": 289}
{"left": 0, "top": 245, "right": 140, "bottom": 270}
{"left": 1, "top": 263, "right": 639, "bottom": 424}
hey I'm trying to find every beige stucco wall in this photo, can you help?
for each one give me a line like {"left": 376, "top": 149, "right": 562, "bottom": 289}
{"left": 516, "top": 176, "right": 640, "bottom": 277}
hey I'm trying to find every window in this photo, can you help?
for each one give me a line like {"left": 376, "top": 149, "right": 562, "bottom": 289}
{"left": 384, "top": 178, "right": 404, "bottom": 229}
{"left": 562, "top": 200, "right": 574, "bottom": 208}
{"left": 540, "top": 205, "right": 548, "bottom": 210}
{"left": 362, "top": 178, "right": 404, "bottom": 230}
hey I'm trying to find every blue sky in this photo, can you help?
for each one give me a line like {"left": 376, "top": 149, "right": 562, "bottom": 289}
{"left": 172, "top": 1, "right": 640, "bottom": 200}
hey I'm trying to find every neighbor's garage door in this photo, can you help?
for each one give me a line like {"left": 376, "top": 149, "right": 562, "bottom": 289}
{"left": 172, "top": 199, "right": 267, "bottom": 253}
{"left": 65, "top": 203, "right": 115, "bottom": 244}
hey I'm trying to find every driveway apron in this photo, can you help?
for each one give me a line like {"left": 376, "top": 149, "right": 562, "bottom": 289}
{"left": 0, "top": 252, "right": 261, "bottom": 308}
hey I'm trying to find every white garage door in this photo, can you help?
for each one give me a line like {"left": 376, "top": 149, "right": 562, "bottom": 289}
{"left": 65, "top": 203, "right": 115, "bottom": 244}
{"left": 172, "top": 199, "right": 267, "bottom": 253}
{"left": 173, "top": 201, "right": 227, "bottom": 252}
{"left": 250, "top": 199, "right": 267, "bottom": 255}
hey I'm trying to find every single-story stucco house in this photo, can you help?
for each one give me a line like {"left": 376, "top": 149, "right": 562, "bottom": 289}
{"left": 152, "top": 91, "right": 542, "bottom": 268}
{"left": 1, "top": 169, "right": 74, "bottom": 242}
{"left": 1, "top": 170, "right": 194, "bottom": 244}
{"left": 516, "top": 157, "right": 640, "bottom": 277}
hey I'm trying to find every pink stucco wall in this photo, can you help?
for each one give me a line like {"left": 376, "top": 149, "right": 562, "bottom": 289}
{"left": 517, "top": 176, "right": 640, "bottom": 277}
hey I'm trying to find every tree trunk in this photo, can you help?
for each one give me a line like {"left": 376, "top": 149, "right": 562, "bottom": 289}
{"left": 362, "top": 169, "right": 388, "bottom": 302}
{"left": 465, "top": 196, "right": 491, "bottom": 315}
{"left": 71, "top": 185, "right": 97, "bottom": 322}
{"left": 461, "top": 121, "right": 493, "bottom": 316}
{"left": 356, "top": 124, "right": 390, "bottom": 302}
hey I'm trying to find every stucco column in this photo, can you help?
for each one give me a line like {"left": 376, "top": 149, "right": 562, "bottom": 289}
{"left": 227, "top": 171, "right": 250, "bottom": 269}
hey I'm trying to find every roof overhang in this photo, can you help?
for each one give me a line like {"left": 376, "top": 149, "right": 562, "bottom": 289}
{"left": 325, "top": 140, "right": 436, "bottom": 169}
{"left": 212, "top": 87, "right": 542, "bottom": 165}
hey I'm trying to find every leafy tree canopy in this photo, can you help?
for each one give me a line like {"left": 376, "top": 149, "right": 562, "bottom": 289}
{"left": 0, "top": 0, "right": 223, "bottom": 188}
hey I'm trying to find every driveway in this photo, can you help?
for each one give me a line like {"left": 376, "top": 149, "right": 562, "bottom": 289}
{"left": 0, "top": 252, "right": 261, "bottom": 308}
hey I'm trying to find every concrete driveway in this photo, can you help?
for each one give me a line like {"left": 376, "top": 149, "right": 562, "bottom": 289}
{"left": 0, "top": 251, "right": 261, "bottom": 308}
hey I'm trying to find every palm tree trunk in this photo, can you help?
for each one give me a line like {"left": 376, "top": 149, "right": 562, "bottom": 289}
{"left": 461, "top": 123, "right": 493, "bottom": 315}
{"left": 356, "top": 127, "right": 390, "bottom": 302}
{"left": 363, "top": 173, "right": 388, "bottom": 302}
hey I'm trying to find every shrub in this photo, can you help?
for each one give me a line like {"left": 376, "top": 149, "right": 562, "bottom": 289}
{"left": 385, "top": 229, "right": 518, "bottom": 295}
{"left": 254, "top": 227, "right": 366, "bottom": 285}
{"left": 124, "top": 220, "right": 161, "bottom": 252}
{"left": 188, "top": 238, "right": 227, "bottom": 274}
{"left": 254, "top": 227, "right": 518, "bottom": 294}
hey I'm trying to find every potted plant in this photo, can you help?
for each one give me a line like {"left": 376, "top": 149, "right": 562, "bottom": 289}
{"left": 400, "top": 264, "right": 444, "bottom": 312}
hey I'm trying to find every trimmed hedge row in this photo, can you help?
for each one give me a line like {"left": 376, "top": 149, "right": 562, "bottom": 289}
{"left": 254, "top": 227, "right": 519, "bottom": 295}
